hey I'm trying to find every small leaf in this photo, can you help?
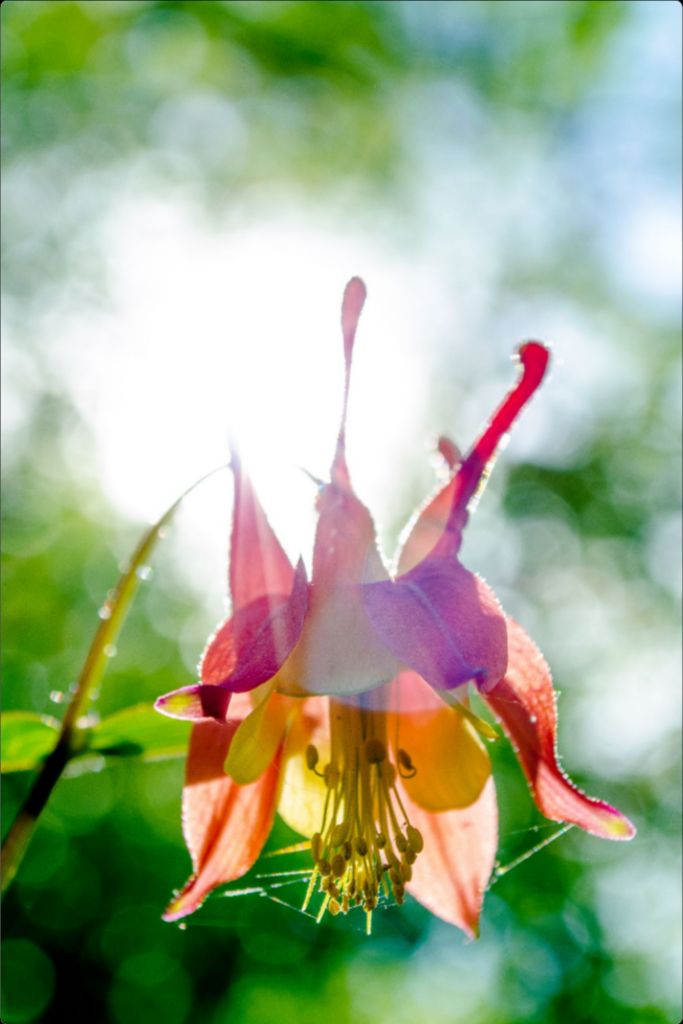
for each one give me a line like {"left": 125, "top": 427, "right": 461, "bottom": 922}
{"left": 1, "top": 712, "right": 60, "bottom": 773}
{"left": 90, "top": 704, "right": 191, "bottom": 761}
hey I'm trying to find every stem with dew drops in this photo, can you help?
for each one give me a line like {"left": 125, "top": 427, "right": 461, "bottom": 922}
{"left": 1, "top": 465, "right": 228, "bottom": 895}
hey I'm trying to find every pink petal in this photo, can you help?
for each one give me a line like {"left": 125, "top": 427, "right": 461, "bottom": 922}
{"left": 201, "top": 560, "right": 309, "bottom": 693}
{"left": 484, "top": 618, "right": 636, "bottom": 840}
{"left": 362, "top": 555, "right": 508, "bottom": 692}
{"left": 397, "top": 458, "right": 458, "bottom": 573}
{"left": 331, "top": 277, "right": 367, "bottom": 487}
{"left": 163, "top": 719, "right": 281, "bottom": 920}
{"left": 155, "top": 683, "right": 231, "bottom": 722}
{"left": 454, "top": 342, "right": 549, "bottom": 510}
{"left": 440, "top": 342, "right": 550, "bottom": 549}
{"left": 400, "top": 776, "right": 498, "bottom": 938}
{"left": 282, "top": 280, "right": 397, "bottom": 697}
{"left": 229, "top": 450, "right": 296, "bottom": 609}
{"left": 404, "top": 343, "right": 551, "bottom": 562}
{"left": 376, "top": 346, "right": 550, "bottom": 697}
{"left": 283, "top": 482, "right": 398, "bottom": 697}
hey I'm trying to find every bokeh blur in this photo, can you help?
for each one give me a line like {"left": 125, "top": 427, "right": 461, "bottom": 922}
{"left": 2, "top": 2, "right": 681, "bottom": 1022}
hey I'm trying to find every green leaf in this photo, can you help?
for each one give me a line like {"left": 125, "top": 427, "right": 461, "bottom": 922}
{"left": 89, "top": 704, "right": 190, "bottom": 761}
{"left": 1, "top": 712, "right": 60, "bottom": 772}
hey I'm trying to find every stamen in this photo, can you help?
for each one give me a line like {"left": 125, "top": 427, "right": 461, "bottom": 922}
{"left": 305, "top": 699, "right": 423, "bottom": 927}
{"left": 406, "top": 825, "right": 424, "bottom": 853}
{"left": 305, "top": 744, "right": 319, "bottom": 769}
{"left": 397, "top": 748, "right": 417, "bottom": 778}
{"left": 364, "top": 738, "right": 387, "bottom": 764}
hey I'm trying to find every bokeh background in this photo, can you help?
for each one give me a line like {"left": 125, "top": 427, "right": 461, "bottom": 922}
{"left": 2, "top": 2, "right": 681, "bottom": 1022}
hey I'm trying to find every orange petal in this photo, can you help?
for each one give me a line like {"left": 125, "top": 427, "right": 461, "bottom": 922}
{"left": 164, "top": 720, "right": 280, "bottom": 920}
{"left": 389, "top": 672, "right": 491, "bottom": 812}
{"left": 401, "top": 776, "right": 498, "bottom": 938}
{"left": 484, "top": 618, "right": 636, "bottom": 840}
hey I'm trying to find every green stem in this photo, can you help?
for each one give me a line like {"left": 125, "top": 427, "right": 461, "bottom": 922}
{"left": 1, "top": 465, "right": 227, "bottom": 895}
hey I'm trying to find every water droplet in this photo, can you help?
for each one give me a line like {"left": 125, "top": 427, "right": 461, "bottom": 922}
{"left": 78, "top": 713, "right": 100, "bottom": 728}
{"left": 177, "top": 922, "right": 187, "bottom": 931}
{"left": 136, "top": 565, "right": 153, "bottom": 581}
{"left": 103, "top": 644, "right": 117, "bottom": 659}
{"left": 158, "top": 526, "right": 169, "bottom": 540}
{"left": 49, "top": 690, "right": 64, "bottom": 704}
{"left": 529, "top": 714, "right": 538, "bottom": 724}
{"left": 98, "top": 604, "right": 113, "bottom": 621}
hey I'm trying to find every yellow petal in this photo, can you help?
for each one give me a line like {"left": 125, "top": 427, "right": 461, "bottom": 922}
{"left": 277, "top": 700, "right": 329, "bottom": 838}
{"left": 390, "top": 700, "right": 491, "bottom": 812}
{"left": 224, "top": 691, "right": 293, "bottom": 785}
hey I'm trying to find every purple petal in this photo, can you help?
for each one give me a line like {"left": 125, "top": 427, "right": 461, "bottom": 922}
{"left": 228, "top": 559, "right": 309, "bottom": 692}
{"left": 362, "top": 555, "right": 508, "bottom": 692}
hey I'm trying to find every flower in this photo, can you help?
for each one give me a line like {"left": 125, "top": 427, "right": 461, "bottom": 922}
{"left": 156, "top": 278, "right": 635, "bottom": 935}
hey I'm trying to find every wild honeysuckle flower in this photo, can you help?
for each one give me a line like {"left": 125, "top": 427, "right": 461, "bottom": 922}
{"left": 156, "top": 279, "right": 635, "bottom": 934}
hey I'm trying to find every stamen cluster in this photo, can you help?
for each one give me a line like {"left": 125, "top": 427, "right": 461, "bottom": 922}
{"left": 303, "top": 701, "right": 423, "bottom": 932}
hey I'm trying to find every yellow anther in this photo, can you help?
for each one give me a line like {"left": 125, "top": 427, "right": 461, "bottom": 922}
{"left": 364, "top": 737, "right": 387, "bottom": 764}
{"left": 311, "top": 832, "right": 323, "bottom": 861}
{"left": 328, "top": 882, "right": 340, "bottom": 900}
{"left": 395, "top": 832, "right": 408, "bottom": 853}
{"left": 342, "top": 895, "right": 350, "bottom": 914}
{"left": 329, "top": 898, "right": 341, "bottom": 916}
{"left": 389, "top": 868, "right": 402, "bottom": 887}
{"left": 332, "top": 853, "right": 346, "bottom": 878}
{"left": 403, "top": 846, "right": 417, "bottom": 866}
{"left": 406, "top": 825, "right": 424, "bottom": 853}
{"left": 401, "top": 863, "right": 413, "bottom": 882}
{"left": 318, "top": 859, "right": 332, "bottom": 876}
{"left": 375, "top": 832, "right": 386, "bottom": 849}
{"left": 330, "top": 822, "right": 349, "bottom": 846}
{"left": 343, "top": 841, "right": 352, "bottom": 861}
{"left": 323, "top": 764, "right": 340, "bottom": 787}
{"left": 355, "top": 837, "right": 368, "bottom": 857}
{"left": 305, "top": 744, "right": 319, "bottom": 771}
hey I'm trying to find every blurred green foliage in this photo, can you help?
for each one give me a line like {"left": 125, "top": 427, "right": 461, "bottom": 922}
{"left": 1, "top": 3, "right": 680, "bottom": 1024}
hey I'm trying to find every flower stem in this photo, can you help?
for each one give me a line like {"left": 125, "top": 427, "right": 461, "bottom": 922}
{"left": 1, "top": 465, "right": 227, "bottom": 895}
